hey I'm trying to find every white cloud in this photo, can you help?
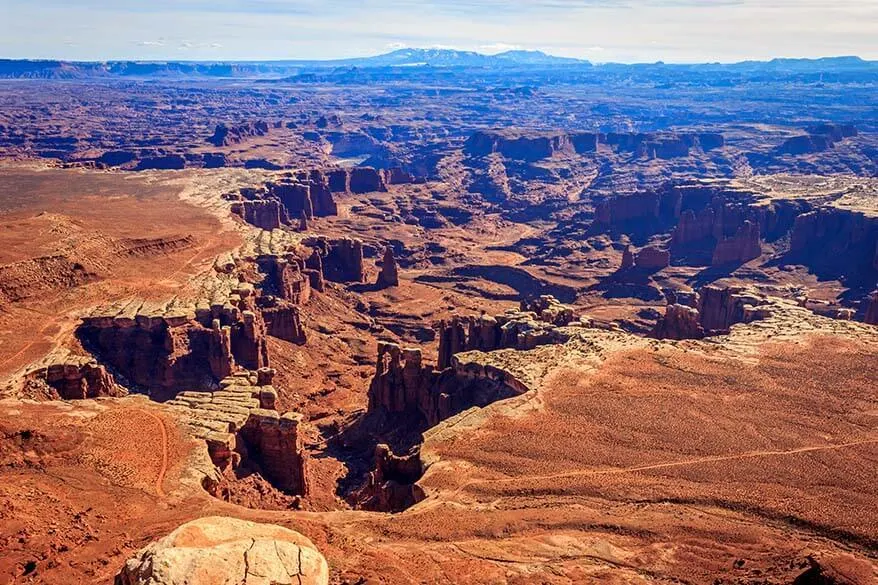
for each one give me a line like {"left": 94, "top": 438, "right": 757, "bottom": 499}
{"left": 137, "top": 40, "right": 165, "bottom": 47}
{"left": 479, "top": 42, "right": 523, "bottom": 53}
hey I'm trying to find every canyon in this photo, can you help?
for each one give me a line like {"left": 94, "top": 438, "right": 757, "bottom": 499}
{"left": 0, "top": 54, "right": 877, "bottom": 585}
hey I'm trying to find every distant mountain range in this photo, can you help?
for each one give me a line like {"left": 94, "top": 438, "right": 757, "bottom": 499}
{"left": 0, "top": 49, "right": 875, "bottom": 79}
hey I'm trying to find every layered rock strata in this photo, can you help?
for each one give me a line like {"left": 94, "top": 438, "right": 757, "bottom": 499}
{"left": 166, "top": 370, "right": 308, "bottom": 497}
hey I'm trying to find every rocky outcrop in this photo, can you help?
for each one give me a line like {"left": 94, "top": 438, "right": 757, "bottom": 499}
{"left": 349, "top": 167, "right": 388, "bottom": 193}
{"left": 367, "top": 341, "right": 530, "bottom": 428}
{"left": 304, "top": 237, "right": 365, "bottom": 283}
{"left": 711, "top": 219, "right": 761, "bottom": 265}
{"left": 779, "top": 125, "right": 856, "bottom": 156}
{"left": 595, "top": 191, "right": 661, "bottom": 225}
{"left": 651, "top": 304, "right": 705, "bottom": 340}
{"left": 653, "top": 285, "right": 773, "bottom": 339}
{"left": 259, "top": 298, "right": 307, "bottom": 344}
{"left": 376, "top": 247, "right": 400, "bottom": 288}
{"left": 168, "top": 372, "right": 308, "bottom": 497}
{"left": 368, "top": 343, "right": 437, "bottom": 422}
{"left": 779, "top": 134, "right": 835, "bottom": 155}
{"left": 437, "top": 296, "right": 574, "bottom": 369}
{"left": 698, "top": 285, "right": 771, "bottom": 333}
{"left": 353, "top": 444, "right": 425, "bottom": 513}
{"left": 24, "top": 359, "right": 124, "bottom": 400}
{"left": 207, "top": 121, "right": 270, "bottom": 146}
{"left": 634, "top": 245, "right": 671, "bottom": 270}
{"left": 230, "top": 199, "right": 287, "bottom": 230}
{"left": 465, "top": 130, "right": 574, "bottom": 161}
{"left": 115, "top": 517, "right": 328, "bottom": 585}
{"left": 240, "top": 410, "right": 308, "bottom": 495}
{"left": 78, "top": 283, "right": 270, "bottom": 394}
{"left": 466, "top": 129, "right": 724, "bottom": 162}
{"left": 257, "top": 256, "right": 312, "bottom": 305}
{"left": 789, "top": 208, "right": 878, "bottom": 284}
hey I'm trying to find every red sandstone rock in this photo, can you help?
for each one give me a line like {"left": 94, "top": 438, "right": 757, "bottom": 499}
{"left": 652, "top": 304, "right": 705, "bottom": 340}
{"left": 376, "top": 247, "right": 400, "bottom": 288}
{"left": 635, "top": 245, "right": 671, "bottom": 269}
{"left": 240, "top": 410, "right": 308, "bottom": 496}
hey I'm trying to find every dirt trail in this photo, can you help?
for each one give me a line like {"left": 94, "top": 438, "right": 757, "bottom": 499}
{"left": 426, "top": 438, "right": 878, "bottom": 505}
{"left": 133, "top": 408, "right": 169, "bottom": 497}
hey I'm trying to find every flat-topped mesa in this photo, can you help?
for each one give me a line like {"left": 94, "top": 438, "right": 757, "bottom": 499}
{"left": 23, "top": 359, "right": 125, "bottom": 400}
{"left": 303, "top": 236, "right": 365, "bottom": 283}
{"left": 326, "top": 166, "right": 393, "bottom": 194}
{"left": 207, "top": 120, "right": 270, "bottom": 146}
{"left": 465, "top": 129, "right": 725, "bottom": 162}
{"left": 777, "top": 124, "right": 857, "bottom": 156}
{"left": 230, "top": 199, "right": 288, "bottom": 231}
{"left": 652, "top": 285, "right": 774, "bottom": 340}
{"left": 465, "top": 129, "right": 575, "bottom": 161}
{"left": 78, "top": 281, "right": 269, "bottom": 394}
{"left": 376, "top": 246, "right": 400, "bottom": 288}
{"left": 437, "top": 295, "right": 575, "bottom": 370}
{"left": 617, "top": 244, "right": 671, "bottom": 272}
{"left": 267, "top": 170, "right": 337, "bottom": 219}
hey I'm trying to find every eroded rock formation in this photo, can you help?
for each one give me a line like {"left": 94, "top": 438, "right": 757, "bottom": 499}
{"left": 240, "top": 410, "right": 308, "bottom": 495}
{"left": 438, "top": 296, "right": 575, "bottom": 369}
{"left": 353, "top": 444, "right": 425, "bottom": 513}
{"left": 376, "top": 246, "right": 400, "bottom": 288}
{"left": 78, "top": 283, "right": 270, "bottom": 394}
{"left": 653, "top": 285, "right": 773, "bottom": 339}
{"left": 23, "top": 359, "right": 124, "bottom": 400}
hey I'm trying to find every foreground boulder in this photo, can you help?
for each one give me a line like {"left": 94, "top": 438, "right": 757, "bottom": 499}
{"left": 116, "top": 516, "right": 328, "bottom": 585}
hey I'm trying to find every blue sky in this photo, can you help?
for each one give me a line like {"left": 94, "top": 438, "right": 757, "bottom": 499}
{"left": 1, "top": 0, "right": 876, "bottom": 63}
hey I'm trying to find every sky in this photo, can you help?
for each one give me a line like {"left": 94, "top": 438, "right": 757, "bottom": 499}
{"left": 1, "top": 0, "right": 877, "bottom": 63}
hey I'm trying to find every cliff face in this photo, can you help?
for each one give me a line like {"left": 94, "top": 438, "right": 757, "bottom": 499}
{"left": 352, "top": 444, "right": 425, "bottom": 513}
{"left": 168, "top": 370, "right": 309, "bottom": 498}
{"left": 712, "top": 220, "right": 762, "bottom": 265}
{"left": 77, "top": 283, "right": 270, "bottom": 395}
{"left": 789, "top": 208, "right": 878, "bottom": 285}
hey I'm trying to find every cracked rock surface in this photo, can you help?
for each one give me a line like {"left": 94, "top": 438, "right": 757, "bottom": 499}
{"left": 115, "top": 516, "right": 328, "bottom": 585}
